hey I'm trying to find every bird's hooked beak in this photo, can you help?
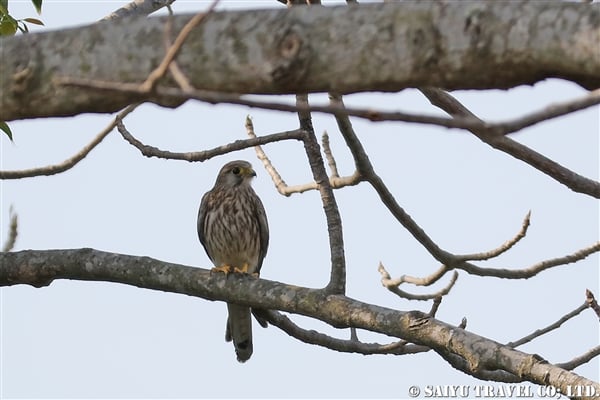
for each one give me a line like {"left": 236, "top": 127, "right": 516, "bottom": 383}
{"left": 240, "top": 167, "right": 257, "bottom": 178}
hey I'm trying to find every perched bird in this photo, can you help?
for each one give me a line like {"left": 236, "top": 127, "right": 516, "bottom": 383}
{"left": 197, "top": 160, "right": 269, "bottom": 362}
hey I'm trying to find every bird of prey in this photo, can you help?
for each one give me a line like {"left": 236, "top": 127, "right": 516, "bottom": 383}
{"left": 197, "top": 160, "right": 269, "bottom": 362}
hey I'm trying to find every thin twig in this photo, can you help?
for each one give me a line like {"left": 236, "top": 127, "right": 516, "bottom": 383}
{"left": 498, "top": 89, "right": 600, "bottom": 135}
{"left": 245, "top": 116, "right": 292, "bottom": 194}
{"left": 586, "top": 289, "right": 600, "bottom": 320}
{"left": 116, "top": 116, "right": 305, "bottom": 162}
{"left": 140, "top": 0, "right": 220, "bottom": 93}
{"left": 420, "top": 87, "right": 600, "bottom": 198}
{"left": 245, "top": 116, "right": 362, "bottom": 196}
{"left": 321, "top": 131, "right": 340, "bottom": 178}
{"left": 295, "top": 94, "right": 346, "bottom": 295}
{"left": 100, "top": 0, "right": 175, "bottom": 21}
{"left": 506, "top": 303, "right": 589, "bottom": 348}
{"left": 55, "top": 77, "right": 600, "bottom": 169}
{"left": 54, "top": 77, "right": 490, "bottom": 131}
{"left": 329, "top": 93, "right": 455, "bottom": 268}
{"left": 0, "top": 105, "right": 138, "bottom": 180}
{"left": 255, "top": 310, "right": 429, "bottom": 355}
{"left": 556, "top": 345, "right": 600, "bottom": 370}
{"left": 378, "top": 263, "right": 458, "bottom": 300}
{"left": 457, "top": 211, "right": 531, "bottom": 261}
{"left": 459, "top": 241, "right": 600, "bottom": 279}
{"left": 2, "top": 206, "right": 18, "bottom": 252}
{"left": 428, "top": 296, "right": 443, "bottom": 318}
{"left": 163, "top": 4, "right": 194, "bottom": 91}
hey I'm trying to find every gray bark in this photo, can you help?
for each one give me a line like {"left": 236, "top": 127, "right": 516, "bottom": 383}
{"left": 1, "top": 1, "right": 598, "bottom": 121}
{"left": 1, "top": 248, "right": 599, "bottom": 398}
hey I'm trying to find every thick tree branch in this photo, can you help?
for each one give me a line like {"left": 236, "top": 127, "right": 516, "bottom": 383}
{"left": 1, "top": 249, "right": 598, "bottom": 396}
{"left": 2, "top": 2, "right": 599, "bottom": 121}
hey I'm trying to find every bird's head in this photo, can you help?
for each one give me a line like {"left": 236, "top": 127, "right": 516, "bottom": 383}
{"left": 215, "top": 160, "right": 257, "bottom": 188}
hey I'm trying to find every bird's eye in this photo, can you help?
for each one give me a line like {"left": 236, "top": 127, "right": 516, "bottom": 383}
{"left": 232, "top": 167, "right": 241, "bottom": 175}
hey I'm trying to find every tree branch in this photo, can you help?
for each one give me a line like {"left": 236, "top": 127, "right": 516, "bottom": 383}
{"left": 3, "top": 2, "right": 599, "bottom": 121}
{"left": 139, "top": 0, "right": 220, "bottom": 93}
{"left": 245, "top": 117, "right": 362, "bottom": 196}
{"left": 295, "top": 94, "right": 346, "bottom": 295}
{"left": 378, "top": 263, "right": 459, "bottom": 301}
{"left": 116, "top": 117, "right": 306, "bottom": 162}
{"left": 100, "top": 0, "right": 176, "bottom": 21}
{"left": 456, "top": 211, "right": 531, "bottom": 261}
{"left": 506, "top": 303, "right": 590, "bottom": 348}
{"left": 2, "top": 248, "right": 598, "bottom": 394}
{"left": 255, "top": 309, "right": 429, "bottom": 356}
{"left": 0, "top": 105, "right": 138, "bottom": 179}
{"left": 420, "top": 87, "right": 600, "bottom": 198}
{"left": 586, "top": 289, "right": 600, "bottom": 320}
{"left": 2, "top": 207, "right": 18, "bottom": 252}
{"left": 458, "top": 241, "right": 600, "bottom": 279}
{"left": 557, "top": 346, "right": 600, "bottom": 371}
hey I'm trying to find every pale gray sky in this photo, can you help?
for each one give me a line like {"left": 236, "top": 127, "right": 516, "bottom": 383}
{"left": 1, "top": 1, "right": 598, "bottom": 398}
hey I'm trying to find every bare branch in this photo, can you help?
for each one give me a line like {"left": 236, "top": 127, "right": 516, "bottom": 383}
{"left": 0, "top": 105, "right": 138, "bottom": 180}
{"left": 328, "top": 93, "right": 456, "bottom": 267}
{"left": 100, "top": 0, "right": 175, "bottom": 21}
{"left": 8, "top": 2, "right": 600, "bottom": 121}
{"left": 321, "top": 131, "right": 339, "bottom": 179}
{"left": 420, "top": 87, "right": 600, "bottom": 199}
{"left": 506, "top": 303, "right": 589, "bottom": 348}
{"left": 140, "top": 0, "right": 220, "bottom": 93}
{"left": 295, "top": 94, "right": 346, "bottom": 295}
{"left": 245, "top": 117, "right": 362, "bottom": 196}
{"left": 557, "top": 345, "right": 600, "bottom": 371}
{"left": 457, "top": 211, "right": 531, "bottom": 261}
{"left": 50, "top": 77, "right": 600, "bottom": 198}
{"left": 428, "top": 296, "right": 442, "bottom": 318}
{"left": 255, "top": 310, "right": 429, "bottom": 356}
{"left": 378, "top": 262, "right": 458, "bottom": 301}
{"left": 497, "top": 88, "right": 600, "bottom": 135}
{"left": 2, "top": 207, "right": 18, "bottom": 252}
{"left": 459, "top": 241, "right": 600, "bottom": 279}
{"left": 116, "top": 116, "right": 305, "bottom": 162}
{"left": 586, "top": 289, "right": 600, "bottom": 320}
{"left": 163, "top": 6, "right": 194, "bottom": 92}
{"left": 54, "top": 78, "right": 489, "bottom": 130}
{"left": 2, "top": 249, "right": 598, "bottom": 393}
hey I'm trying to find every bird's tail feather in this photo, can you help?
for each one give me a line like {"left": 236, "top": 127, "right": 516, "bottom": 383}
{"left": 226, "top": 303, "right": 253, "bottom": 363}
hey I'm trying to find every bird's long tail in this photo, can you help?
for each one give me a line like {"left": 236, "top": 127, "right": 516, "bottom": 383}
{"left": 225, "top": 303, "right": 253, "bottom": 363}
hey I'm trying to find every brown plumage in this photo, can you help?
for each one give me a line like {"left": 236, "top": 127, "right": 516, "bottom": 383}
{"left": 197, "top": 160, "right": 269, "bottom": 362}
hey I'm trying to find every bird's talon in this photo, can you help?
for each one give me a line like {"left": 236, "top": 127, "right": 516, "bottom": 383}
{"left": 211, "top": 265, "right": 233, "bottom": 274}
{"left": 233, "top": 263, "right": 250, "bottom": 274}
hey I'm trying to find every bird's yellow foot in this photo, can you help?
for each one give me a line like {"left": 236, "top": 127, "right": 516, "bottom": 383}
{"left": 233, "top": 263, "right": 250, "bottom": 274}
{"left": 211, "top": 265, "right": 233, "bottom": 274}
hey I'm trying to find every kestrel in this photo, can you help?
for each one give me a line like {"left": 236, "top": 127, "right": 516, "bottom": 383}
{"left": 197, "top": 160, "right": 269, "bottom": 362}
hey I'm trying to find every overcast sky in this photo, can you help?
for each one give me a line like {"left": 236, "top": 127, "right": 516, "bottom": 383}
{"left": 1, "top": 1, "right": 599, "bottom": 398}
